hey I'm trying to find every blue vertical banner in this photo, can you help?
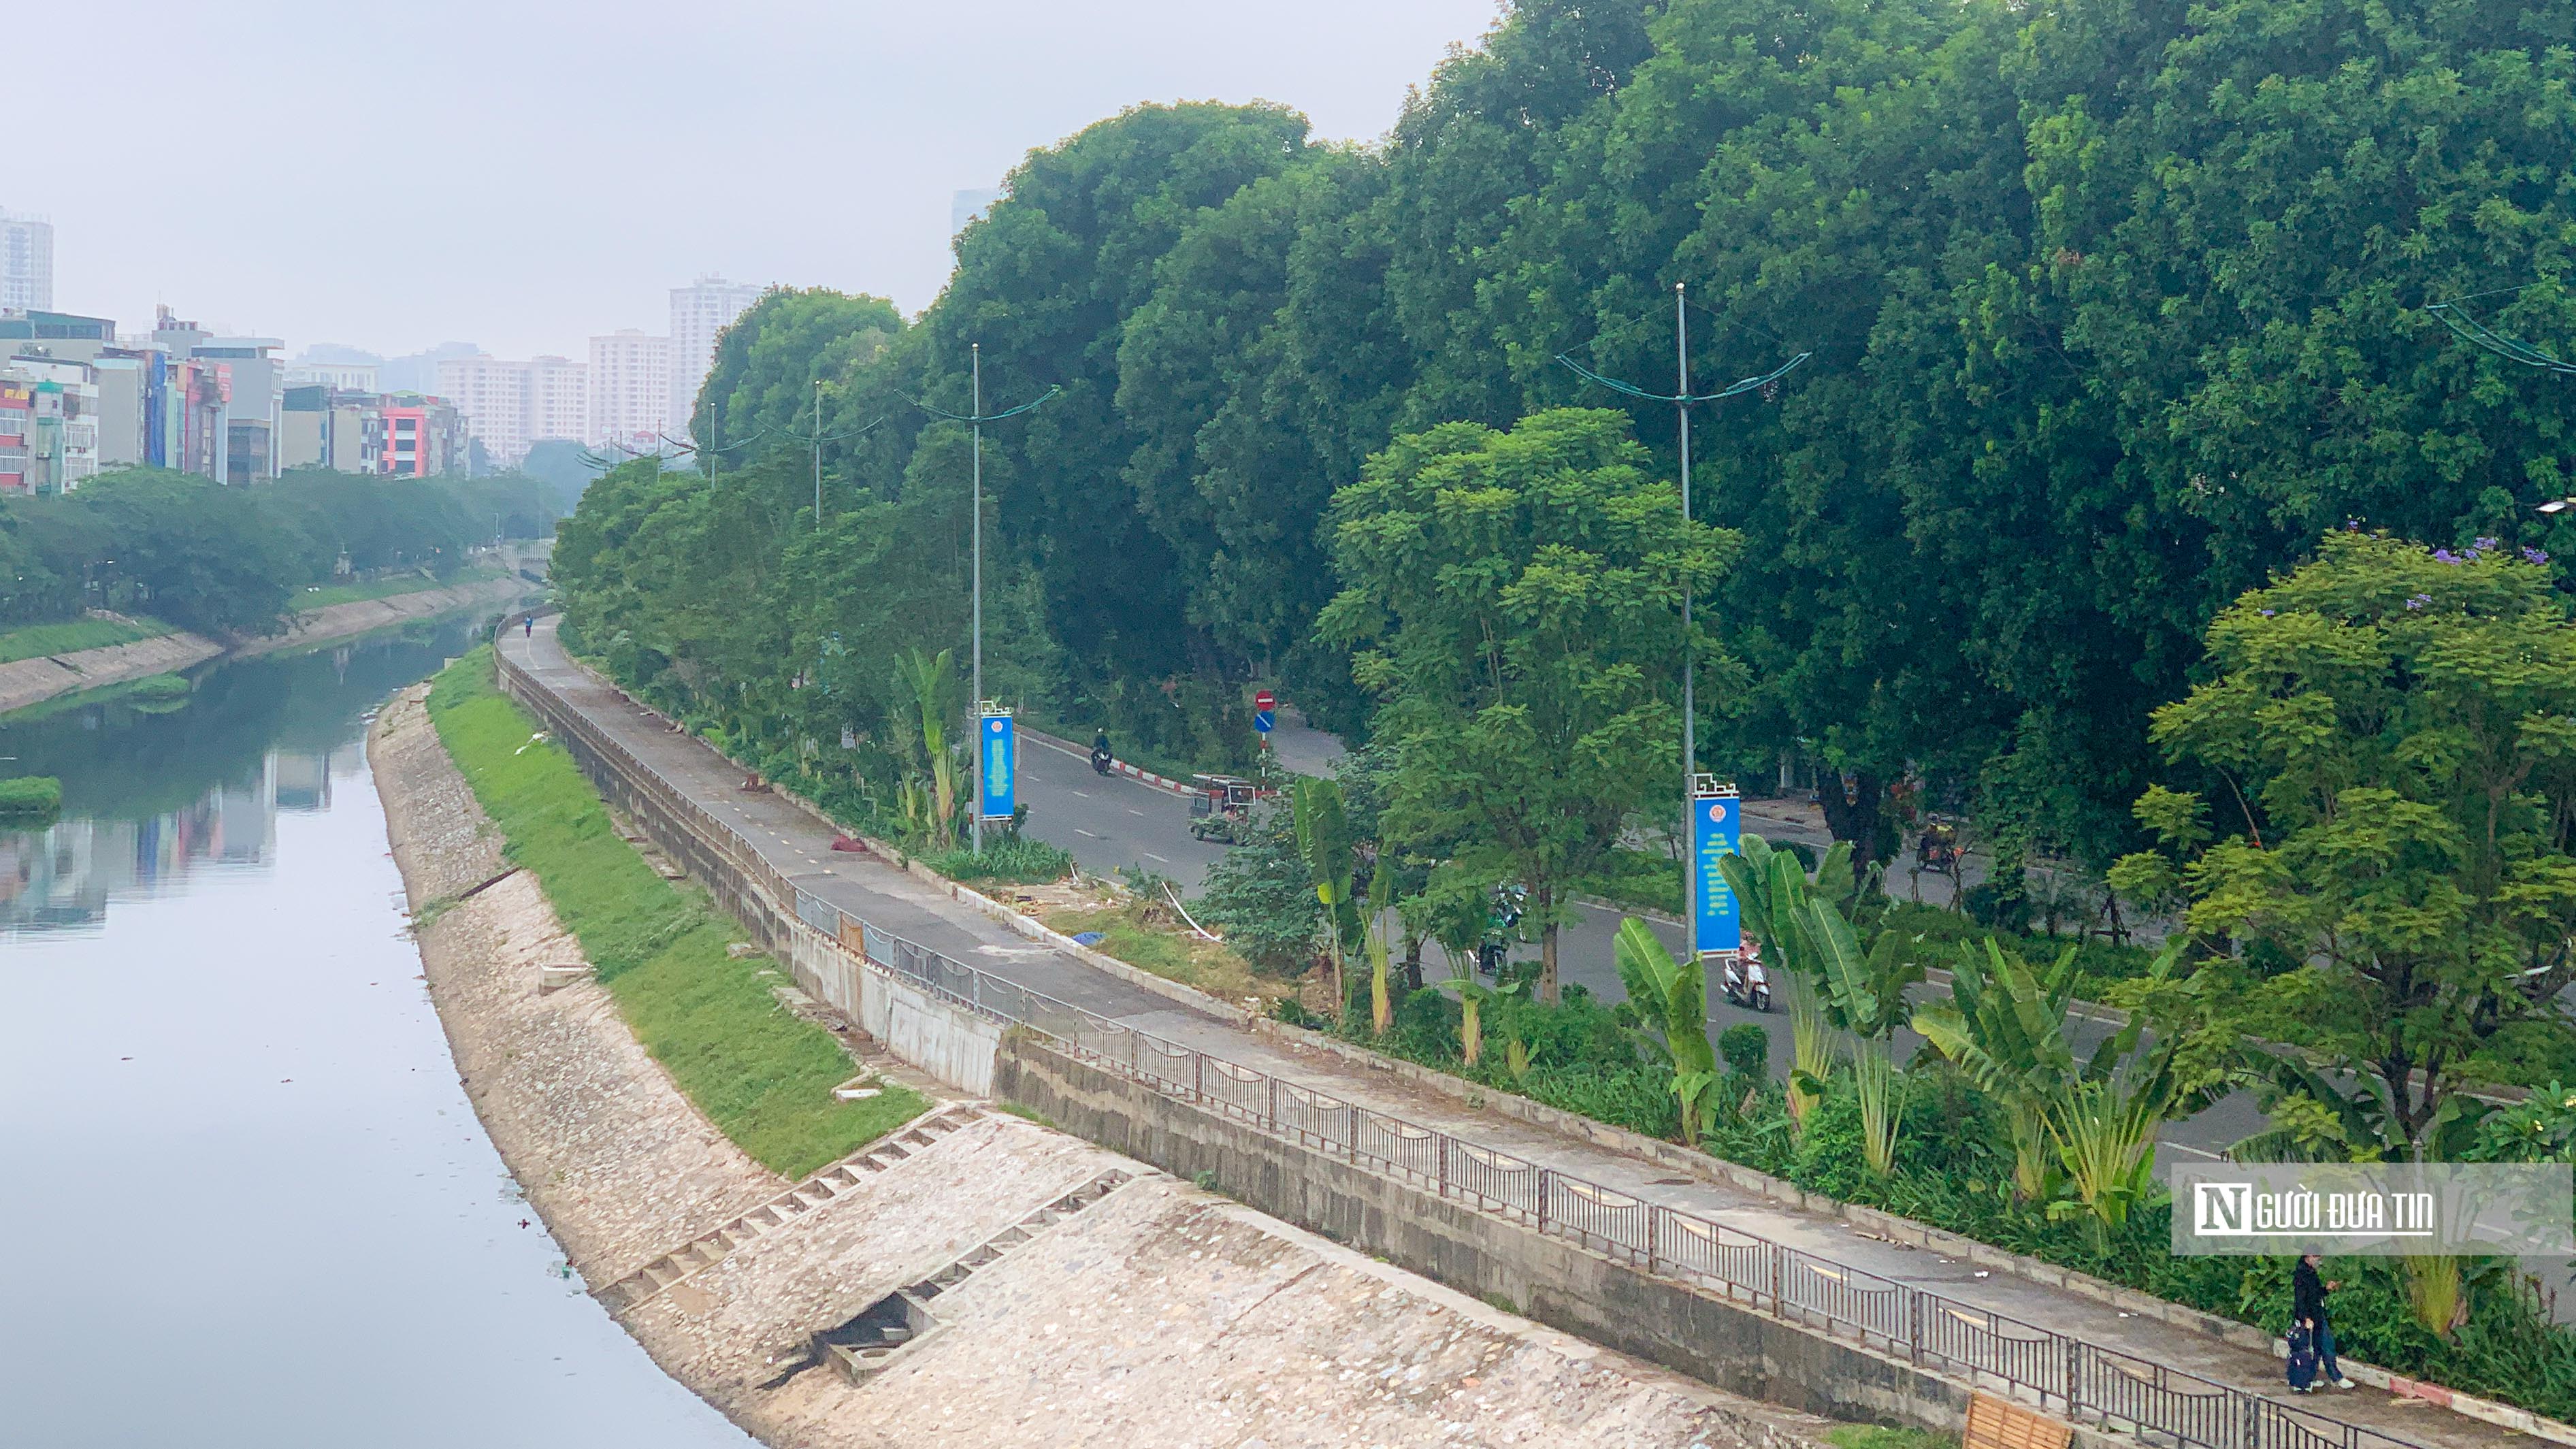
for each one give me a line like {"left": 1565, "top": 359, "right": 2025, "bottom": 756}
{"left": 1693, "top": 785, "right": 1742, "bottom": 957}
{"left": 979, "top": 710, "right": 1016, "bottom": 821}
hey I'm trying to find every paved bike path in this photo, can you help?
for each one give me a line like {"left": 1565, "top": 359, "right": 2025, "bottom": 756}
{"left": 499, "top": 621, "right": 2517, "bottom": 1449}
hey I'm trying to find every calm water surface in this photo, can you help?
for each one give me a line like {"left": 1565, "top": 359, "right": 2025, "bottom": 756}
{"left": 0, "top": 620, "right": 753, "bottom": 1448}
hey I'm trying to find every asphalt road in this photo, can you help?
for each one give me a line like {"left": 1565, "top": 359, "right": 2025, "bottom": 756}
{"left": 1017, "top": 751, "right": 2262, "bottom": 1159}
{"left": 1015, "top": 728, "right": 1230, "bottom": 892}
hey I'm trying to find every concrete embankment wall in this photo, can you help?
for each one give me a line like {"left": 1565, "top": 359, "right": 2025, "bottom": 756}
{"left": 500, "top": 661, "right": 1007, "bottom": 1098}
{"left": 500, "top": 653, "right": 2011, "bottom": 1439}
{"left": 993, "top": 1034, "right": 1984, "bottom": 1437}
{"left": 0, "top": 575, "right": 532, "bottom": 717}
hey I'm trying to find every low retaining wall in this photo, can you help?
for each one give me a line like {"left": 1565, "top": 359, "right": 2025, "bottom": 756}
{"left": 992, "top": 1032, "right": 2036, "bottom": 1441}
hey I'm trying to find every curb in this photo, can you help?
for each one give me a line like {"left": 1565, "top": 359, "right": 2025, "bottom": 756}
{"left": 524, "top": 636, "right": 2576, "bottom": 1448}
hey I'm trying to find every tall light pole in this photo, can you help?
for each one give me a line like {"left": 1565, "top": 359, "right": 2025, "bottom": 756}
{"left": 1559, "top": 288, "right": 1808, "bottom": 949}
{"left": 813, "top": 378, "right": 826, "bottom": 528}
{"left": 914, "top": 348, "right": 1058, "bottom": 852}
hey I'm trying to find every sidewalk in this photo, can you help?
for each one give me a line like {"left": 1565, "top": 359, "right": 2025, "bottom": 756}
{"left": 498, "top": 621, "right": 2526, "bottom": 1449}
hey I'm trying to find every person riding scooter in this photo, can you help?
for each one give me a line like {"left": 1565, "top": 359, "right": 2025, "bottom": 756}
{"left": 1723, "top": 938, "right": 1773, "bottom": 1012}
{"left": 1090, "top": 730, "right": 1114, "bottom": 776}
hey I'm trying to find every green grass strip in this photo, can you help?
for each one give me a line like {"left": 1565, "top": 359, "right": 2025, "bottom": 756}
{"left": 299, "top": 564, "right": 499, "bottom": 611}
{"left": 425, "top": 645, "right": 926, "bottom": 1177}
{"left": 0, "top": 615, "right": 174, "bottom": 664}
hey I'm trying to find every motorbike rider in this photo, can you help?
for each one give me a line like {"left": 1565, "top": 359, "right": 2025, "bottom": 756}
{"left": 1090, "top": 730, "right": 1114, "bottom": 775}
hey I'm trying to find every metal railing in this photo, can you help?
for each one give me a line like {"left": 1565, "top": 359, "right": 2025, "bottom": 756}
{"left": 491, "top": 632, "right": 2424, "bottom": 1449}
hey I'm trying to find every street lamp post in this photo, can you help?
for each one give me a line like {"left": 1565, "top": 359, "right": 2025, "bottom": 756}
{"left": 1558, "top": 288, "right": 1808, "bottom": 953}
{"left": 912, "top": 349, "right": 1059, "bottom": 853}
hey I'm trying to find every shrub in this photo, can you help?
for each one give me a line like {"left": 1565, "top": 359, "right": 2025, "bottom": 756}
{"left": 0, "top": 775, "right": 62, "bottom": 813}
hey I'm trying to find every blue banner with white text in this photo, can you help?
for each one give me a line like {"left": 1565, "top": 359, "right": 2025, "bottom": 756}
{"left": 979, "top": 712, "right": 1016, "bottom": 821}
{"left": 1693, "top": 792, "right": 1742, "bottom": 956}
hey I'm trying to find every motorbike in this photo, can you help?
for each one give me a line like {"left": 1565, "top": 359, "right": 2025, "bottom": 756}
{"left": 1474, "top": 883, "right": 1529, "bottom": 977}
{"left": 1090, "top": 743, "right": 1114, "bottom": 776}
{"left": 1723, "top": 942, "right": 1773, "bottom": 1013}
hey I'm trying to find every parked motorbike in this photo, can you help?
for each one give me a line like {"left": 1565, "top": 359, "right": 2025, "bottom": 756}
{"left": 1722, "top": 941, "right": 1773, "bottom": 1013}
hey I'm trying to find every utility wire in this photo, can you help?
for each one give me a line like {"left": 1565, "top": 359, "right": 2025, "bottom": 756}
{"left": 1555, "top": 351, "right": 1812, "bottom": 403}
{"left": 2427, "top": 301, "right": 2576, "bottom": 376}
{"left": 913, "top": 386, "right": 1062, "bottom": 424}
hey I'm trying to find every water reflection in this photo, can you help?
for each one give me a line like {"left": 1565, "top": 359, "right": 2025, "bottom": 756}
{"left": 0, "top": 610, "right": 754, "bottom": 1448}
{"left": 0, "top": 617, "right": 487, "bottom": 934}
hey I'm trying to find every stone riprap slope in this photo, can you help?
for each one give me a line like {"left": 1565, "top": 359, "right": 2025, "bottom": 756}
{"left": 374, "top": 680, "right": 1831, "bottom": 1449}
{"left": 374, "top": 685, "right": 781, "bottom": 1282}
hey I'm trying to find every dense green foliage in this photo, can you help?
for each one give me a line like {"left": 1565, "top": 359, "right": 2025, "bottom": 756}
{"left": 0, "top": 468, "right": 552, "bottom": 636}
{"left": 0, "top": 775, "right": 62, "bottom": 813}
{"left": 425, "top": 647, "right": 926, "bottom": 1176}
{"left": 557, "top": 0, "right": 2576, "bottom": 870}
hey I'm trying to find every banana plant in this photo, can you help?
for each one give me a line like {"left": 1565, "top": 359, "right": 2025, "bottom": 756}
{"left": 894, "top": 647, "right": 958, "bottom": 850}
{"left": 1912, "top": 939, "right": 2096, "bottom": 1201}
{"left": 1612, "top": 917, "right": 1721, "bottom": 1145}
{"left": 1293, "top": 776, "right": 1361, "bottom": 1020}
{"left": 1365, "top": 849, "right": 1397, "bottom": 1034}
{"left": 1797, "top": 898, "right": 1923, "bottom": 1175}
{"left": 1439, "top": 974, "right": 1524, "bottom": 1067}
{"left": 1716, "top": 834, "right": 1861, "bottom": 1133}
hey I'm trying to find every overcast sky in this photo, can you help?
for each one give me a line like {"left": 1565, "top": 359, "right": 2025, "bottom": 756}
{"left": 18, "top": 1, "right": 1501, "bottom": 360}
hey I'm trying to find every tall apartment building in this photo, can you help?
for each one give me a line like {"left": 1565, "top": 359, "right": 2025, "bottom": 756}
{"left": 0, "top": 210, "right": 54, "bottom": 312}
{"left": 287, "top": 358, "right": 379, "bottom": 392}
{"left": 669, "top": 275, "right": 764, "bottom": 440}
{"left": 527, "top": 355, "right": 588, "bottom": 448}
{"left": 436, "top": 353, "right": 589, "bottom": 467}
{"left": 588, "top": 329, "right": 668, "bottom": 447}
{"left": 436, "top": 354, "right": 532, "bottom": 466}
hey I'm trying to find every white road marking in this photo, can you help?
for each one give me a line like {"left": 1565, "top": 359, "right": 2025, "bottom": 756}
{"left": 1070, "top": 790, "right": 1092, "bottom": 798}
{"left": 1126, "top": 808, "right": 1145, "bottom": 817}
{"left": 1144, "top": 852, "right": 1169, "bottom": 864}
{"left": 1075, "top": 828, "right": 1102, "bottom": 839}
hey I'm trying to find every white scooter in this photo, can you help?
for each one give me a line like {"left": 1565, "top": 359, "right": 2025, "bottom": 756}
{"left": 1722, "top": 941, "right": 1773, "bottom": 1013}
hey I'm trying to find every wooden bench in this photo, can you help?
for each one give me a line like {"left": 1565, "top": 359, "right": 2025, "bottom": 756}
{"left": 1965, "top": 1392, "right": 2073, "bottom": 1449}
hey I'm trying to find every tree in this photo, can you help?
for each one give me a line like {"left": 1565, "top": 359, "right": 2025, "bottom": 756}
{"left": 1320, "top": 406, "right": 1740, "bottom": 1002}
{"left": 2110, "top": 532, "right": 2576, "bottom": 1162}
{"left": 1292, "top": 775, "right": 1362, "bottom": 1017}
{"left": 1194, "top": 801, "right": 1321, "bottom": 975}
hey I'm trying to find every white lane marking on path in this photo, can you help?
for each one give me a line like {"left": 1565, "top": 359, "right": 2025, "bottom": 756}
{"left": 1143, "top": 852, "right": 1169, "bottom": 864}
{"left": 1075, "top": 828, "right": 1102, "bottom": 839}
{"left": 1071, "top": 790, "right": 1092, "bottom": 798}
{"left": 1126, "top": 808, "right": 1145, "bottom": 817}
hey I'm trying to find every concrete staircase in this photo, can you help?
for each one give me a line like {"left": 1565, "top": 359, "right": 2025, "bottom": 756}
{"left": 597, "top": 1105, "right": 982, "bottom": 1314}
{"left": 813, "top": 1168, "right": 1135, "bottom": 1386}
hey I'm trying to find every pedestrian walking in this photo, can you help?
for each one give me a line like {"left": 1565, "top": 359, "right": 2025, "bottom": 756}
{"left": 524, "top": 614, "right": 534, "bottom": 638}
{"left": 2291, "top": 1253, "right": 2354, "bottom": 1392}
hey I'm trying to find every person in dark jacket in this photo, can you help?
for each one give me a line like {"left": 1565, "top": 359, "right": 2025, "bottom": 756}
{"left": 2292, "top": 1253, "right": 2354, "bottom": 1390}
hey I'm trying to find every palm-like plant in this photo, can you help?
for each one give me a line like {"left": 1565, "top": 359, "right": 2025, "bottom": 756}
{"left": 1718, "top": 834, "right": 1851, "bottom": 1130}
{"left": 894, "top": 647, "right": 958, "bottom": 850}
{"left": 1912, "top": 939, "right": 2096, "bottom": 1201}
{"left": 1612, "top": 917, "right": 1721, "bottom": 1145}
{"left": 1292, "top": 776, "right": 1361, "bottom": 1020}
{"left": 2044, "top": 1071, "right": 2170, "bottom": 1247}
{"left": 1439, "top": 973, "right": 1524, "bottom": 1067}
{"left": 1797, "top": 900, "right": 1923, "bottom": 1176}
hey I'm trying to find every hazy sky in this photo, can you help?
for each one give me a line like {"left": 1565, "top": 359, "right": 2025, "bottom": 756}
{"left": 18, "top": 1, "right": 1501, "bottom": 360}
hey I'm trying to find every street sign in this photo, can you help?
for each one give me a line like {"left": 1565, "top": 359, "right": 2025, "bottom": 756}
{"left": 1254, "top": 710, "right": 1275, "bottom": 734}
{"left": 1691, "top": 783, "right": 1742, "bottom": 957}
{"left": 1253, "top": 689, "right": 1276, "bottom": 735}
{"left": 978, "top": 709, "right": 1016, "bottom": 821}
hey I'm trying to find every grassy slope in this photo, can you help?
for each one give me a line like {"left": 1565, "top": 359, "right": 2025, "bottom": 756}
{"left": 425, "top": 646, "right": 925, "bottom": 1177}
{"left": 301, "top": 565, "right": 499, "bottom": 610}
{"left": 0, "top": 615, "right": 174, "bottom": 664}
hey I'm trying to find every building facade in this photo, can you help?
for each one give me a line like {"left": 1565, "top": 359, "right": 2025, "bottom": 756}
{"left": 436, "top": 354, "right": 531, "bottom": 466}
{"left": 527, "top": 355, "right": 588, "bottom": 449}
{"left": 668, "top": 274, "right": 764, "bottom": 441}
{"left": 588, "top": 329, "right": 668, "bottom": 446}
{"left": 0, "top": 211, "right": 53, "bottom": 312}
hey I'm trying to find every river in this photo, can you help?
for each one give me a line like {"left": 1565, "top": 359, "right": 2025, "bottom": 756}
{"left": 0, "top": 616, "right": 753, "bottom": 1448}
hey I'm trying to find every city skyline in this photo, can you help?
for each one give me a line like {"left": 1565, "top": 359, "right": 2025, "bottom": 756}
{"left": 9, "top": 1, "right": 1499, "bottom": 361}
